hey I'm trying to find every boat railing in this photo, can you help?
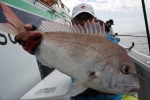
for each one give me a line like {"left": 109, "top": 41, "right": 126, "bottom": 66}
{"left": 33, "top": 0, "right": 71, "bottom": 25}
{"left": 120, "top": 44, "right": 150, "bottom": 100}
{"left": 33, "top": 0, "right": 70, "bottom": 17}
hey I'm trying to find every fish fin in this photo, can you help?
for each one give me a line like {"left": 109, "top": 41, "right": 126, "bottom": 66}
{"left": 0, "top": 2, "right": 25, "bottom": 35}
{"left": 60, "top": 72, "right": 98, "bottom": 99}
{"left": 38, "top": 18, "right": 106, "bottom": 37}
{"left": 38, "top": 21, "right": 73, "bottom": 33}
{"left": 83, "top": 22, "right": 89, "bottom": 34}
{"left": 0, "top": 23, "right": 19, "bottom": 35}
{"left": 75, "top": 18, "right": 106, "bottom": 37}
{"left": 95, "top": 22, "right": 100, "bottom": 35}
{"left": 72, "top": 24, "right": 80, "bottom": 33}
{"left": 65, "top": 82, "right": 87, "bottom": 97}
{"left": 77, "top": 24, "right": 84, "bottom": 33}
{"left": 102, "top": 23, "right": 106, "bottom": 37}
{"left": 85, "top": 20, "right": 93, "bottom": 34}
{"left": 91, "top": 19, "right": 97, "bottom": 35}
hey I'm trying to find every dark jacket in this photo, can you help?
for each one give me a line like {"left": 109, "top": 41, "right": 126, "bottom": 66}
{"left": 97, "top": 20, "right": 110, "bottom": 33}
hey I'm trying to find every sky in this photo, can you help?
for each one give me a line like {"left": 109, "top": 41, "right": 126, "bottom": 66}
{"left": 61, "top": 0, "right": 150, "bottom": 34}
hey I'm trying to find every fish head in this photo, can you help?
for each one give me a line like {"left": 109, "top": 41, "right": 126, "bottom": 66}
{"left": 97, "top": 46, "right": 140, "bottom": 95}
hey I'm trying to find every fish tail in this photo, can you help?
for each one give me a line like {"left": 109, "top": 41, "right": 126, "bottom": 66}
{"left": 0, "top": 2, "right": 25, "bottom": 35}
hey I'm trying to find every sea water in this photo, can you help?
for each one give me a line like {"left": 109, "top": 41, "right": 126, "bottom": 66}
{"left": 118, "top": 32, "right": 149, "bottom": 56}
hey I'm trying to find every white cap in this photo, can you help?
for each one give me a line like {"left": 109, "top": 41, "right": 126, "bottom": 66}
{"left": 72, "top": 3, "right": 95, "bottom": 19}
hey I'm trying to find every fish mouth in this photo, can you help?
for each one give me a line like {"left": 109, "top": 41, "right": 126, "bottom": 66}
{"left": 125, "top": 85, "right": 140, "bottom": 94}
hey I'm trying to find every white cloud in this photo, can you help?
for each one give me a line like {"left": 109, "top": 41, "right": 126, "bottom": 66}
{"left": 62, "top": 0, "right": 150, "bottom": 12}
{"left": 61, "top": 0, "right": 150, "bottom": 33}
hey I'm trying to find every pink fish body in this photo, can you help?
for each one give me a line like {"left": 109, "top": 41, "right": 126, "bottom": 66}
{"left": 0, "top": 2, "right": 140, "bottom": 95}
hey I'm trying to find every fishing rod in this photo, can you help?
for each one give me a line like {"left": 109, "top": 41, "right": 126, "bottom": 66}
{"left": 114, "top": 33, "right": 146, "bottom": 37}
{"left": 141, "top": 0, "right": 150, "bottom": 54}
{"left": 117, "top": 35, "right": 146, "bottom": 37}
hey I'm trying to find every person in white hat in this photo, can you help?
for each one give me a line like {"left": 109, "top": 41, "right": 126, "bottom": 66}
{"left": 71, "top": 3, "right": 96, "bottom": 27}
{"left": 71, "top": 3, "right": 109, "bottom": 32}
{"left": 70, "top": 3, "right": 124, "bottom": 100}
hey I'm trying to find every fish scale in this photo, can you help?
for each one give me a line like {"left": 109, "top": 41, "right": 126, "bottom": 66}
{"left": 37, "top": 37, "right": 102, "bottom": 90}
{"left": 42, "top": 32, "right": 119, "bottom": 58}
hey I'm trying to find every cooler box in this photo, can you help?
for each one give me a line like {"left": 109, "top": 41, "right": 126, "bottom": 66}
{"left": 21, "top": 70, "right": 72, "bottom": 100}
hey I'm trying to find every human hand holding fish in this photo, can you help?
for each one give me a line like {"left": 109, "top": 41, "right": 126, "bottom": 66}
{"left": 14, "top": 24, "right": 42, "bottom": 54}
{"left": 15, "top": 24, "right": 33, "bottom": 40}
{"left": 15, "top": 23, "right": 39, "bottom": 41}
{"left": 17, "top": 32, "right": 42, "bottom": 55}
{"left": 0, "top": 1, "right": 140, "bottom": 96}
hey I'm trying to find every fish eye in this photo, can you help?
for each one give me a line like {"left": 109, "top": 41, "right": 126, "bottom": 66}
{"left": 121, "top": 65, "right": 130, "bottom": 74}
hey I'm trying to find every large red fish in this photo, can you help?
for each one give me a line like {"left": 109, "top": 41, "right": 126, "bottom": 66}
{"left": 0, "top": 2, "right": 140, "bottom": 95}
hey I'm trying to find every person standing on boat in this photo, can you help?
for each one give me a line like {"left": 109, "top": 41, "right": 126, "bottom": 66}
{"left": 15, "top": 3, "right": 137, "bottom": 100}
{"left": 105, "top": 19, "right": 119, "bottom": 44}
{"left": 106, "top": 19, "right": 114, "bottom": 35}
